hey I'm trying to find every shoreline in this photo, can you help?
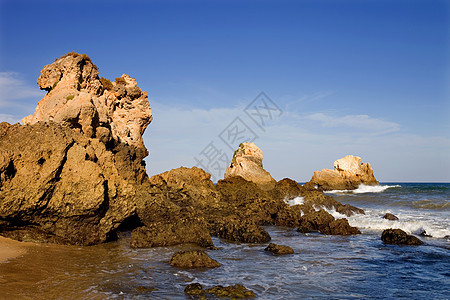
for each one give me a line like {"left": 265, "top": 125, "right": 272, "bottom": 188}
{"left": 0, "top": 236, "right": 35, "bottom": 263}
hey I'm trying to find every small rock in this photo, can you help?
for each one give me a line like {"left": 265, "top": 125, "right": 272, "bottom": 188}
{"left": 383, "top": 213, "right": 399, "bottom": 221}
{"left": 184, "top": 283, "right": 205, "bottom": 296}
{"left": 205, "top": 284, "right": 256, "bottom": 298}
{"left": 169, "top": 250, "right": 220, "bottom": 268}
{"left": 326, "top": 218, "right": 361, "bottom": 235}
{"left": 264, "top": 243, "right": 294, "bottom": 254}
{"left": 381, "top": 229, "right": 424, "bottom": 245}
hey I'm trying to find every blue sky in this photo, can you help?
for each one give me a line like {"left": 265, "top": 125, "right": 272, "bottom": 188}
{"left": 1, "top": 0, "right": 449, "bottom": 182}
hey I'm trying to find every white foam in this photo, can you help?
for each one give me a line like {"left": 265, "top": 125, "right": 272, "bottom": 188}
{"left": 325, "top": 184, "right": 401, "bottom": 194}
{"left": 322, "top": 206, "right": 450, "bottom": 239}
{"left": 284, "top": 196, "right": 304, "bottom": 206}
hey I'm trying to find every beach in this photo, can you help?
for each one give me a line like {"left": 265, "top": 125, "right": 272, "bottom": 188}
{"left": 0, "top": 236, "right": 34, "bottom": 263}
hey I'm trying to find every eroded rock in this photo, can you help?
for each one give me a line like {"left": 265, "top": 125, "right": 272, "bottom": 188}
{"left": 308, "top": 155, "right": 378, "bottom": 191}
{"left": 224, "top": 142, "right": 275, "bottom": 188}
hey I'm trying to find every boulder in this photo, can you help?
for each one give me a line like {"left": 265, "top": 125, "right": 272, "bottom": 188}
{"left": 169, "top": 250, "right": 220, "bottom": 268}
{"left": 264, "top": 243, "right": 294, "bottom": 254}
{"left": 383, "top": 213, "right": 399, "bottom": 221}
{"left": 0, "top": 53, "right": 152, "bottom": 245}
{"left": 208, "top": 216, "right": 271, "bottom": 243}
{"left": 185, "top": 283, "right": 255, "bottom": 298}
{"left": 324, "top": 218, "right": 361, "bottom": 235}
{"left": 224, "top": 142, "right": 275, "bottom": 188}
{"left": 381, "top": 229, "right": 424, "bottom": 245}
{"left": 307, "top": 155, "right": 378, "bottom": 191}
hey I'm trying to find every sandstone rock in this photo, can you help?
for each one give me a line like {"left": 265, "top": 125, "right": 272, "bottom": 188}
{"left": 169, "top": 250, "right": 220, "bottom": 268}
{"left": 308, "top": 155, "right": 378, "bottom": 191}
{"left": 22, "top": 52, "right": 152, "bottom": 152}
{"left": 383, "top": 213, "right": 399, "bottom": 221}
{"left": 0, "top": 53, "right": 152, "bottom": 245}
{"left": 224, "top": 143, "right": 275, "bottom": 187}
{"left": 381, "top": 229, "right": 423, "bottom": 245}
{"left": 264, "top": 242, "right": 294, "bottom": 254}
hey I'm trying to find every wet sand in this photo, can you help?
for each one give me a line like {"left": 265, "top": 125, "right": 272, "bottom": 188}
{"left": 0, "top": 236, "right": 35, "bottom": 263}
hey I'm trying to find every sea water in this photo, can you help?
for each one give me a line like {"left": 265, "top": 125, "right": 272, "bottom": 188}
{"left": 0, "top": 183, "right": 448, "bottom": 299}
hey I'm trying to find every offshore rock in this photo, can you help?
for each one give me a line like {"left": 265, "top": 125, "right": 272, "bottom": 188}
{"left": 169, "top": 250, "right": 220, "bottom": 268}
{"left": 381, "top": 229, "right": 424, "bottom": 245}
{"left": 0, "top": 53, "right": 152, "bottom": 245}
{"left": 308, "top": 155, "right": 378, "bottom": 191}
{"left": 224, "top": 142, "right": 276, "bottom": 188}
{"left": 383, "top": 213, "right": 399, "bottom": 221}
{"left": 264, "top": 243, "right": 294, "bottom": 254}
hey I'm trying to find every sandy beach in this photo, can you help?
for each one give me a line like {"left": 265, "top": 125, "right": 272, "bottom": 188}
{"left": 0, "top": 236, "right": 35, "bottom": 263}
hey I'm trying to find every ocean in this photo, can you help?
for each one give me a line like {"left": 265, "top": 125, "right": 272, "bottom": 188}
{"left": 0, "top": 183, "right": 449, "bottom": 299}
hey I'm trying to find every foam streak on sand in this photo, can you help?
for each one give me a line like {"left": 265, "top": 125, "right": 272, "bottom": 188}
{"left": 325, "top": 184, "right": 401, "bottom": 194}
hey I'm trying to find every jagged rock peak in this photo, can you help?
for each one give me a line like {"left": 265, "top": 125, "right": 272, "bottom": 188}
{"left": 224, "top": 142, "right": 275, "bottom": 186}
{"left": 22, "top": 52, "right": 152, "bottom": 152}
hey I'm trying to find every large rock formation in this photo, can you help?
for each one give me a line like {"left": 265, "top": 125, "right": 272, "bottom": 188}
{"left": 22, "top": 52, "right": 152, "bottom": 153}
{"left": 0, "top": 52, "right": 152, "bottom": 245}
{"left": 224, "top": 142, "right": 275, "bottom": 187}
{"left": 308, "top": 155, "right": 378, "bottom": 191}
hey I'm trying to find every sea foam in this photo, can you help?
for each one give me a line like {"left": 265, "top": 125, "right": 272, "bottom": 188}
{"left": 325, "top": 184, "right": 401, "bottom": 194}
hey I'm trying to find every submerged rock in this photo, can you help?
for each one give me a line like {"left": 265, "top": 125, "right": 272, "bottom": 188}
{"left": 383, "top": 213, "right": 399, "bottom": 221}
{"left": 264, "top": 243, "right": 294, "bottom": 254}
{"left": 381, "top": 229, "right": 424, "bottom": 245}
{"left": 184, "top": 283, "right": 205, "bottom": 296}
{"left": 169, "top": 250, "right": 220, "bottom": 268}
{"left": 224, "top": 142, "right": 276, "bottom": 188}
{"left": 308, "top": 155, "right": 378, "bottom": 191}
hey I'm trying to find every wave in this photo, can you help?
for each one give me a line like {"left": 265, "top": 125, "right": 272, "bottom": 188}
{"left": 325, "top": 184, "right": 401, "bottom": 194}
{"left": 284, "top": 196, "right": 304, "bottom": 206}
{"left": 323, "top": 207, "right": 450, "bottom": 239}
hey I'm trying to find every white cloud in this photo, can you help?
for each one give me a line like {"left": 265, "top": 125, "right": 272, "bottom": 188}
{"left": 304, "top": 112, "right": 400, "bottom": 135}
{"left": 0, "top": 72, "right": 44, "bottom": 108}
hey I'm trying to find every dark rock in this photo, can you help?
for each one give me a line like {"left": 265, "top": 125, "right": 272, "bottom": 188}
{"left": 205, "top": 284, "right": 256, "bottom": 298}
{"left": 324, "top": 218, "right": 361, "bottom": 235}
{"left": 381, "top": 229, "right": 424, "bottom": 245}
{"left": 130, "top": 220, "right": 214, "bottom": 248}
{"left": 169, "top": 250, "right": 220, "bottom": 268}
{"left": 184, "top": 283, "right": 205, "bottom": 296}
{"left": 336, "top": 204, "right": 365, "bottom": 217}
{"left": 298, "top": 209, "right": 335, "bottom": 233}
{"left": 264, "top": 243, "right": 294, "bottom": 254}
{"left": 208, "top": 216, "right": 271, "bottom": 243}
{"left": 383, "top": 213, "right": 399, "bottom": 221}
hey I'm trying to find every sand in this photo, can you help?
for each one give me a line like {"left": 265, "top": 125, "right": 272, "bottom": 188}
{"left": 0, "top": 236, "right": 35, "bottom": 263}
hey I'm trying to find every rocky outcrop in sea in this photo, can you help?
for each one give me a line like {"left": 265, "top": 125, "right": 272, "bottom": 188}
{"left": 307, "top": 155, "right": 379, "bottom": 191}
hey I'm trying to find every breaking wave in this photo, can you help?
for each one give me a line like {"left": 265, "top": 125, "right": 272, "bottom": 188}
{"left": 325, "top": 184, "right": 401, "bottom": 194}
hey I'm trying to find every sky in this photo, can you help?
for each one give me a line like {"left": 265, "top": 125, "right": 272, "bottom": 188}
{"left": 0, "top": 0, "right": 449, "bottom": 182}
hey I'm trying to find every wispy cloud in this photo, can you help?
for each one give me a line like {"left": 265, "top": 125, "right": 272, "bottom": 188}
{"left": 304, "top": 112, "right": 400, "bottom": 135}
{"left": 0, "top": 72, "right": 43, "bottom": 108}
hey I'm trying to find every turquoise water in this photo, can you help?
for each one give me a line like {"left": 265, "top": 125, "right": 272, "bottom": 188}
{"left": 0, "top": 183, "right": 449, "bottom": 299}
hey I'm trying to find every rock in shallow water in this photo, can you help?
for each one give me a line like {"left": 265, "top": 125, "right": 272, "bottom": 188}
{"left": 381, "top": 228, "right": 423, "bottom": 245}
{"left": 184, "top": 283, "right": 255, "bottom": 298}
{"left": 264, "top": 243, "right": 294, "bottom": 254}
{"left": 383, "top": 213, "right": 399, "bottom": 221}
{"left": 169, "top": 250, "right": 220, "bottom": 268}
